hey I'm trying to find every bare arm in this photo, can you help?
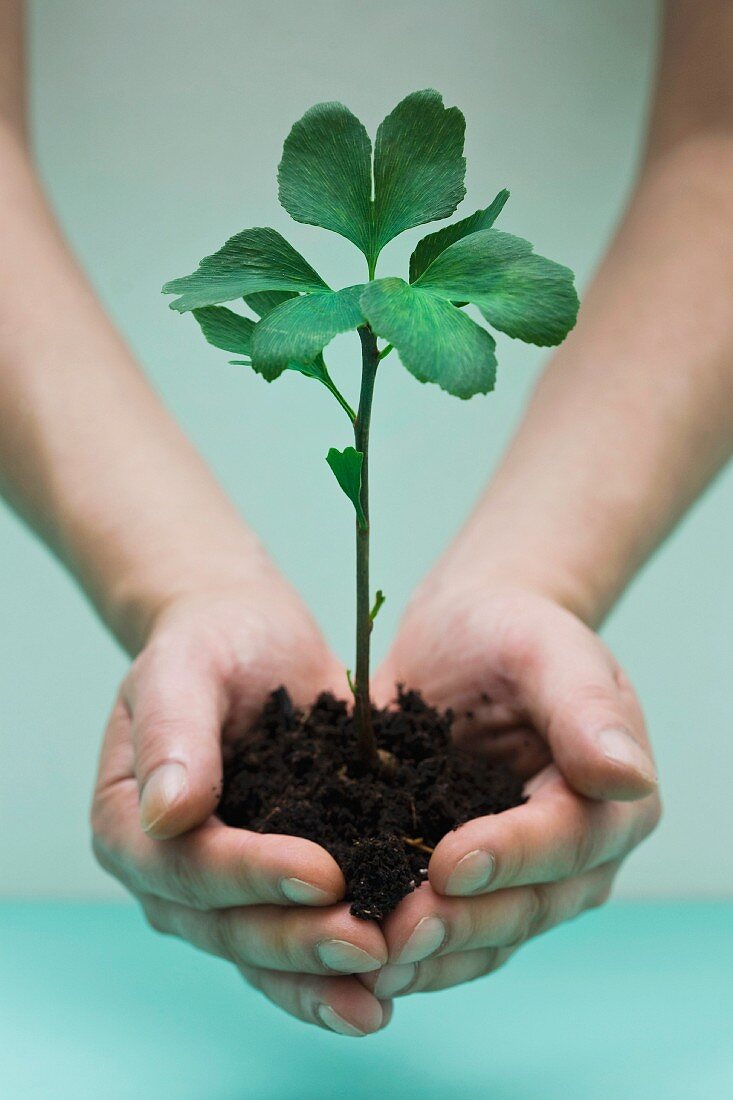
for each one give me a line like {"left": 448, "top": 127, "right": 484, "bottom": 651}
{"left": 1, "top": 5, "right": 394, "bottom": 1037}
{"left": 371, "top": 0, "right": 730, "bottom": 1002}
{"left": 0, "top": 2, "right": 281, "bottom": 654}
{"left": 434, "top": 0, "right": 733, "bottom": 626}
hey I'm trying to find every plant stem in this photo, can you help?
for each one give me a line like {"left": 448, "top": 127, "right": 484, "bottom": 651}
{"left": 353, "top": 325, "right": 380, "bottom": 768}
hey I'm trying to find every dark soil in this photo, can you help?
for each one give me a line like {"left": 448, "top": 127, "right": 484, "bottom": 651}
{"left": 218, "top": 687, "right": 526, "bottom": 920}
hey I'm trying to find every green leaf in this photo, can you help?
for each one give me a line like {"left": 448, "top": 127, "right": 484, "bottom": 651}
{"left": 409, "top": 189, "right": 509, "bottom": 283}
{"left": 414, "top": 228, "right": 579, "bottom": 346}
{"left": 276, "top": 90, "right": 466, "bottom": 270}
{"left": 162, "top": 228, "right": 328, "bottom": 312}
{"left": 372, "top": 90, "right": 466, "bottom": 261}
{"left": 360, "top": 278, "right": 496, "bottom": 399}
{"left": 287, "top": 354, "right": 356, "bottom": 421}
{"left": 191, "top": 306, "right": 255, "bottom": 356}
{"left": 244, "top": 290, "right": 299, "bottom": 318}
{"left": 278, "top": 102, "right": 373, "bottom": 258}
{"left": 326, "top": 446, "right": 367, "bottom": 529}
{"left": 251, "top": 285, "right": 365, "bottom": 375}
{"left": 369, "top": 589, "right": 386, "bottom": 622}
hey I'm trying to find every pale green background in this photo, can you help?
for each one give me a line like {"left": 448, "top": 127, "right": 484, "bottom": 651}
{"left": 1, "top": 0, "right": 731, "bottom": 901}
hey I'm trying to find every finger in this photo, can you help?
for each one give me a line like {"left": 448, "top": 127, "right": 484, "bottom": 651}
{"left": 141, "top": 896, "right": 387, "bottom": 974}
{"left": 240, "top": 965, "right": 387, "bottom": 1037}
{"left": 122, "top": 637, "right": 228, "bottom": 838}
{"left": 429, "top": 766, "right": 660, "bottom": 896}
{"left": 93, "top": 698, "right": 346, "bottom": 907}
{"left": 507, "top": 605, "right": 657, "bottom": 800}
{"left": 383, "top": 865, "right": 616, "bottom": 965}
{"left": 362, "top": 946, "right": 514, "bottom": 998}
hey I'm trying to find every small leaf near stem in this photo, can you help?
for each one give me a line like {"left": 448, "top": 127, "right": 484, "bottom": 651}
{"left": 290, "top": 357, "right": 355, "bottom": 421}
{"left": 378, "top": 343, "right": 394, "bottom": 361}
{"left": 326, "top": 447, "right": 367, "bottom": 528}
{"left": 346, "top": 668, "right": 356, "bottom": 695}
{"left": 369, "top": 589, "right": 386, "bottom": 622}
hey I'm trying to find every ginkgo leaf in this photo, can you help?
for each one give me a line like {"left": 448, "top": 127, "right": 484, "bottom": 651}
{"left": 276, "top": 90, "right": 466, "bottom": 271}
{"left": 244, "top": 290, "right": 299, "bottom": 318}
{"left": 286, "top": 354, "right": 355, "bottom": 420}
{"left": 326, "top": 446, "right": 366, "bottom": 528}
{"left": 372, "top": 90, "right": 466, "bottom": 262}
{"left": 408, "top": 189, "right": 510, "bottom": 282}
{"left": 230, "top": 348, "right": 355, "bottom": 419}
{"left": 414, "top": 228, "right": 579, "bottom": 346}
{"left": 360, "top": 278, "right": 496, "bottom": 399}
{"left": 162, "top": 227, "right": 328, "bottom": 312}
{"left": 191, "top": 306, "right": 255, "bottom": 355}
{"left": 278, "top": 102, "right": 373, "bottom": 258}
{"left": 251, "top": 285, "right": 364, "bottom": 375}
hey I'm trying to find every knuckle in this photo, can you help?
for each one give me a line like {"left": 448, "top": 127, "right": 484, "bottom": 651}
{"left": 525, "top": 884, "right": 552, "bottom": 938}
{"left": 590, "top": 879, "right": 614, "bottom": 910}
{"left": 228, "top": 833, "right": 261, "bottom": 897}
{"left": 142, "top": 899, "right": 168, "bottom": 936}
{"left": 479, "top": 946, "right": 504, "bottom": 979}
{"left": 163, "top": 847, "right": 206, "bottom": 908}
{"left": 213, "top": 909, "right": 239, "bottom": 962}
{"left": 278, "top": 916, "right": 309, "bottom": 970}
{"left": 568, "top": 819, "right": 598, "bottom": 877}
{"left": 407, "top": 960, "right": 431, "bottom": 993}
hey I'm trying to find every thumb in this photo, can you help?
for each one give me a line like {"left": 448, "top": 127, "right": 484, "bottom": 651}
{"left": 124, "top": 641, "right": 226, "bottom": 839}
{"left": 518, "top": 610, "right": 658, "bottom": 802}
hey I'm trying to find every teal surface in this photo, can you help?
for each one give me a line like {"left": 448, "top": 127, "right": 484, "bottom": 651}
{"left": 1, "top": 902, "right": 731, "bottom": 1099}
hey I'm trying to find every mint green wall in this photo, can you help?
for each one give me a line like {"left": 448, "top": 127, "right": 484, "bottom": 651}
{"left": 2, "top": 0, "right": 731, "bottom": 899}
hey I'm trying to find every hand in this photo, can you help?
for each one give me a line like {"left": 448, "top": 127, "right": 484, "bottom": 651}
{"left": 365, "top": 583, "right": 660, "bottom": 1000}
{"left": 92, "top": 582, "right": 390, "bottom": 1037}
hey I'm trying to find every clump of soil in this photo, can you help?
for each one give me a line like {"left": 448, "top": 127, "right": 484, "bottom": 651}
{"left": 218, "top": 687, "right": 525, "bottom": 920}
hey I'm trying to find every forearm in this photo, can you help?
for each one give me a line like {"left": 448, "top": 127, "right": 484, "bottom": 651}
{"left": 0, "top": 121, "right": 278, "bottom": 653}
{"left": 438, "top": 136, "right": 733, "bottom": 625}
{"left": 433, "top": 3, "right": 733, "bottom": 626}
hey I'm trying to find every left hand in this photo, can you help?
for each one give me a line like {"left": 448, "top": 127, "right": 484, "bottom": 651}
{"left": 363, "top": 583, "right": 661, "bottom": 1000}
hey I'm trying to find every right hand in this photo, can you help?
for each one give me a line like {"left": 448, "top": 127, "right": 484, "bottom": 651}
{"left": 91, "top": 582, "right": 390, "bottom": 1037}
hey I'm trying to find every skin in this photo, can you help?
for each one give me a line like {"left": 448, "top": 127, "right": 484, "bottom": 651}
{"left": 1, "top": 1, "right": 731, "bottom": 1035}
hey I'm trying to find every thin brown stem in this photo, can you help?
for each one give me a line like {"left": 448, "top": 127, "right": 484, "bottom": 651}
{"left": 353, "top": 325, "right": 380, "bottom": 768}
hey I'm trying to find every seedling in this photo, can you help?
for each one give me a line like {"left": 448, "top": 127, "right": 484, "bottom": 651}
{"left": 163, "top": 90, "right": 578, "bottom": 770}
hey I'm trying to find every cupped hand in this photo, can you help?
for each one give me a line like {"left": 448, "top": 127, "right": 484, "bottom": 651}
{"left": 365, "top": 583, "right": 661, "bottom": 999}
{"left": 92, "top": 583, "right": 389, "bottom": 1037}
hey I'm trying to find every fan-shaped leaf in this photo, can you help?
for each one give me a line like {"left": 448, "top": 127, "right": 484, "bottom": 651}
{"left": 372, "top": 90, "right": 466, "bottom": 261}
{"left": 414, "top": 228, "right": 578, "bottom": 346}
{"left": 409, "top": 189, "right": 509, "bottom": 282}
{"left": 326, "top": 446, "right": 366, "bottom": 528}
{"left": 244, "top": 290, "right": 299, "bottom": 318}
{"left": 191, "top": 306, "right": 254, "bottom": 355}
{"left": 276, "top": 90, "right": 466, "bottom": 270}
{"left": 251, "top": 285, "right": 364, "bottom": 375}
{"left": 278, "top": 103, "right": 373, "bottom": 257}
{"left": 162, "top": 228, "right": 328, "bottom": 312}
{"left": 360, "top": 278, "right": 496, "bottom": 399}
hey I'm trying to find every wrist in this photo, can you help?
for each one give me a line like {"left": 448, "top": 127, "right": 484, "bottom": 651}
{"left": 420, "top": 527, "right": 611, "bottom": 628}
{"left": 104, "top": 538, "right": 287, "bottom": 655}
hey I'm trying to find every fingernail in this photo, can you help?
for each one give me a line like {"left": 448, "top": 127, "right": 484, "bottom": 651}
{"left": 316, "top": 1004, "right": 366, "bottom": 1037}
{"left": 139, "top": 762, "right": 188, "bottom": 832}
{"left": 280, "top": 878, "right": 334, "bottom": 905}
{"left": 395, "top": 916, "right": 446, "bottom": 965}
{"left": 317, "top": 939, "right": 384, "bottom": 974}
{"left": 373, "top": 963, "right": 417, "bottom": 998}
{"left": 445, "top": 849, "right": 495, "bottom": 895}
{"left": 596, "top": 728, "right": 657, "bottom": 784}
